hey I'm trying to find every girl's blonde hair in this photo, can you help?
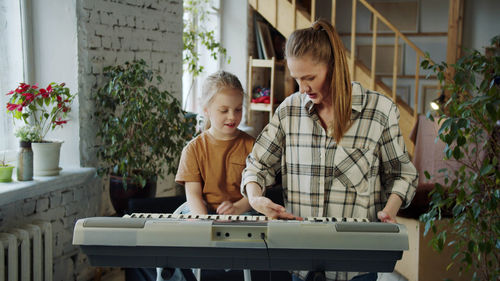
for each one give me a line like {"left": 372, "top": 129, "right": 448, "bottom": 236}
{"left": 285, "top": 19, "right": 352, "bottom": 143}
{"left": 201, "top": 70, "right": 244, "bottom": 130}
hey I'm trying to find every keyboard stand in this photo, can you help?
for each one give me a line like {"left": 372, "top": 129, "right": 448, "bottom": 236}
{"left": 305, "top": 271, "right": 325, "bottom": 281}
{"left": 159, "top": 268, "right": 197, "bottom": 281}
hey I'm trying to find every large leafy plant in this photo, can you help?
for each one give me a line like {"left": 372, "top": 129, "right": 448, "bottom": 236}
{"left": 420, "top": 36, "right": 500, "bottom": 280}
{"left": 93, "top": 60, "right": 197, "bottom": 187}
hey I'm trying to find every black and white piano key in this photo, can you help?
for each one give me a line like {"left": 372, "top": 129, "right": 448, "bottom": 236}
{"left": 125, "top": 213, "right": 370, "bottom": 223}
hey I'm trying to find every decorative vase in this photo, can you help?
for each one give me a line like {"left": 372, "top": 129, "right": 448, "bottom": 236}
{"left": 17, "top": 141, "right": 34, "bottom": 181}
{"left": 0, "top": 165, "right": 15, "bottom": 182}
{"left": 109, "top": 175, "right": 157, "bottom": 216}
{"left": 32, "top": 141, "right": 63, "bottom": 176}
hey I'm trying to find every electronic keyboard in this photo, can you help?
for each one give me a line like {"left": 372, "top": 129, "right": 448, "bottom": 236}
{"left": 73, "top": 213, "right": 408, "bottom": 272}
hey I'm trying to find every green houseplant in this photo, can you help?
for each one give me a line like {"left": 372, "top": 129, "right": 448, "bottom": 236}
{"left": 420, "top": 36, "right": 500, "bottom": 280}
{"left": 93, "top": 59, "right": 197, "bottom": 215}
{"left": 6, "top": 82, "right": 75, "bottom": 176}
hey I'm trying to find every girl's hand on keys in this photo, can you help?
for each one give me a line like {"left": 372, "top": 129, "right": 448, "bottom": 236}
{"left": 216, "top": 201, "right": 235, "bottom": 215}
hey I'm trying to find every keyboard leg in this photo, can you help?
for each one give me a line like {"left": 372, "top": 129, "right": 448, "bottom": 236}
{"left": 158, "top": 268, "right": 198, "bottom": 281}
{"left": 305, "top": 271, "right": 326, "bottom": 281}
{"left": 180, "top": 268, "right": 198, "bottom": 281}
{"left": 243, "top": 269, "right": 252, "bottom": 281}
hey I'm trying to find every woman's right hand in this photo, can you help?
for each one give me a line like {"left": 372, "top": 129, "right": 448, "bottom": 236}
{"left": 249, "top": 196, "right": 296, "bottom": 219}
{"left": 246, "top": 181, "right": 299, "bottom": 219}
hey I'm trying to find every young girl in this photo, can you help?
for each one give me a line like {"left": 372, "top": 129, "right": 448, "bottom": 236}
{"left": 175, "top": 70, "right": 254, "bottom": 215}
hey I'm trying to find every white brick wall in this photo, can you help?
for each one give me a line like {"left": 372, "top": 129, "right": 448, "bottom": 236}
{"left": 0, "top": 170, "right": 101, "bottom": 281}
{"left": 77, "top": 0, "right": 183, "bottom": 167}
{"left": 77, "top": 0, "right": 183, "bottom": 211}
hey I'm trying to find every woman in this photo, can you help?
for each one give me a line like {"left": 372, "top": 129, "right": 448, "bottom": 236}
{"left": 241, "top": 19, "right": 418, "bottom": 281}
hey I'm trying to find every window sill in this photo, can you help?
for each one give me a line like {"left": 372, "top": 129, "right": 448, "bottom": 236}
{"left": 0, "top": 167, "right": 97, "bottom": 206}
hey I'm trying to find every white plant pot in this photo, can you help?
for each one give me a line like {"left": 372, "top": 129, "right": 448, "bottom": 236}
{"left": 32, "top": 141, "right": 63, "bottom": 176}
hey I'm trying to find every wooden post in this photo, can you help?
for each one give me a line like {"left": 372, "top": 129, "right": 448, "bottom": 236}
{"left": 370, "top": 15, "right": 378, "bottom": 90}
{"left": 247, "top": 56, "right": 253, "bottom": 124}
{"left": 350, "top": 0, "right": 357, "bottom": 79}
{"left": 392, "top": 34, "right": 399, "bottom": 101}
{"left": 446, "top": 0, "right": 464, "bottom": 83}
{"left": 269, "top": 57, "right": 276, "bottom": 120}
{"left": 414, "top": 55, "right": 421, "bottom": 118}
{"left": 292, "top": 0, "right": 297, "bottom": 29}
{"left": 275, "top": 0, "right": 278, "bottom": 26}
{"left": 311, "top": 0, "right": 316, "bottom": 22}
{"left": 331, "top": 0, "right": 336, "bottom": 27}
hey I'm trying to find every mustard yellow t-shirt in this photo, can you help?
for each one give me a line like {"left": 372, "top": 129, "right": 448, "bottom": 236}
{"left": 175, "top": 130, "right": 255, "bottom": 211}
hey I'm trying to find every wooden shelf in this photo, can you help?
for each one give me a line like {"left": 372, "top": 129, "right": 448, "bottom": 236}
{"left": 249, "top": 102, "right": 277, "bottom": 112}
{"left": 247, "top": 56, "right": 280, "bottom": 122}
{"left": 250, "top": 58, "right": 286, "bottom": 68}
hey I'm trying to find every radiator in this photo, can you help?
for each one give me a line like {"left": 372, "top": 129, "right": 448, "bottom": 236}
{"left": 0, "top": 221, "right": 53, "bottom": 281}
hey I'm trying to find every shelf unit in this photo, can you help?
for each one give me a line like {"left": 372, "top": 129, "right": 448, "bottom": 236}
{"left": 247, "top": 56, "right": 284, "bottom": 122}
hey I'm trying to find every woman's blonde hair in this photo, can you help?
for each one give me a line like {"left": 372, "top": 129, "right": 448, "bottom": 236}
{"left": 201, "top": 70, "right": 244, "bottom": 130}
{"left": 285, "top": 19, "right": 352, "bottom": 143}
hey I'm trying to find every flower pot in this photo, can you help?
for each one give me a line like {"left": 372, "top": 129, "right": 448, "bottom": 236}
{"left": 109, "top": 175, "right": 157, "bottom": 216}
{"left": 0, "top": 165, "right": 15, "bottom": 182}
{"left": 32, "top": 141, "right": 63, "bottom": 176}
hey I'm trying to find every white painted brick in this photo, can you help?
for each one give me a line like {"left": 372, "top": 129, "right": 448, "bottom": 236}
{"left": 111, "top": 36, "right": 121, "bottom": 49}
{"left": 126, "top": 15, "right": 136, "bottom": 27}
{"left": 73, "top": 187, "right": 85, "bottom": 201}
{"left": 116, "top": 13, "right": 127, "bottom": 26}
{"left": 100, "top": 11, "right": 117, "bottom": 26}
{"left": 89, "top": 10, "right": 100, "bottom": 24}
{"left": 134, "top": 50, "right": 152, "bottom": 62}
{"left": 50, "top": 191, "right": 62, "bottom": 208}
{"left": 37, "top": 206, "right": 66, "bottom": 222}
{"left": 101, "top": 36, "right": 112, "bottom": 49}
{"left": 93, "top": 24, "right": 113, "bottom": 37}
{"left": 22, "top": 199, "right": 36, "bottom": 216}
{"left": 51, "top": 219, "right": 65, "bottom": 235}
{"left": 81, "top": 0, "right": 95, "bottom": 10}
{"left": 61, "top": 190, "right": 74, "bottom": 205}
{"left": 87, "top": 34, "right": 101, "bottom": 49}
{"left": 64, "top": 204, "right": 79, "bottom": 216}
{"left": 36, "top": 197, "right": 50, "bottom": 213}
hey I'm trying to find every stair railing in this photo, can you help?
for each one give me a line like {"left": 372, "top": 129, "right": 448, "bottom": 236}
{"left": 347, "top": 0, "right": 436, "bottom": 119}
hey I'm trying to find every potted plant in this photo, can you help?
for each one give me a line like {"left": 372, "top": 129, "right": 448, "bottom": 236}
{"left": 6, "top": 82, "right": 75, "bottom": 176}
{"left": 0, "top": 154, "right": 15, "bottom": 183}
{"left": 420, "top": 36, "right": 499, "bottom": 280}
{"left": 93, "top": 59, "right": 197, "bottom": 215}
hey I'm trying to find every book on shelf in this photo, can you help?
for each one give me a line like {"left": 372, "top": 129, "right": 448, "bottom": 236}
{"left": 256, "top": 20, "right": 275, "bottom": 60}
{"left": 253, "top": 15, "right": 265, "bottom": 59}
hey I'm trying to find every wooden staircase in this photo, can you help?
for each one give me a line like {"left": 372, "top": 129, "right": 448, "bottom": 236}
{"left": 249, "top": 0, "right": 438, "bottom": 155}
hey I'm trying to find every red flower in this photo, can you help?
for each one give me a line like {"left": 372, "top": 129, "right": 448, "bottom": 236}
{"left": 6, "top": 103, "right": 22, "bottom": 111}
{"left": 53, "top": 118, "right": 68, "bottom": 125}
{"left": 6, "top": 90, "right": 14, "bottom": 95}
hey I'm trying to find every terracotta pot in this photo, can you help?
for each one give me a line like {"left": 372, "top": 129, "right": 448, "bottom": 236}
{"left": 109, "top": 175, "right": 157, "bottom": 216}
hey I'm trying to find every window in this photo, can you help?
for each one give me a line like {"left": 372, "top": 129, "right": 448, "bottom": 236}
{"left": 0, "top": 0, "right": 24, "bottom": 162}
{"left": 182, "top": 0, "right": 222, "bottom": 114}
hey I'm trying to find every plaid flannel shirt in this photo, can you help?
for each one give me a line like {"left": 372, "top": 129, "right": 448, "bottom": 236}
{"left": 242, "top": 82, "right": 418, "bottom": 281}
